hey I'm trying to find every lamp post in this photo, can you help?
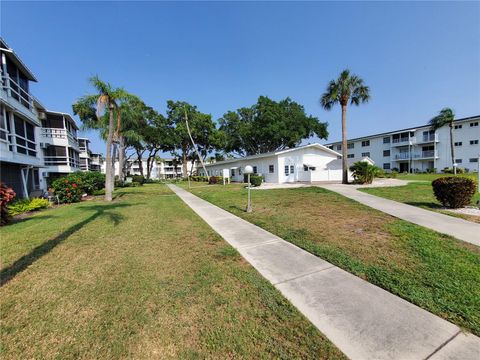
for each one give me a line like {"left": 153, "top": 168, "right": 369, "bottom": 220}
{"left": 244, "top": 165, "right": 253, "bottom": 212}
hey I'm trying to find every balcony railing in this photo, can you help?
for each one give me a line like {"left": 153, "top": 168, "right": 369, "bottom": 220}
{"left": 418, "top": 134, "right": 438, "bottom": 143}
{"left": 1, "top": 74, "right": 34, "bottom": 110}
{"left": 44, "top": 156, "right": 80, "bottom": 168}
{"left": 394, "top": 151, "right": 437, "bottom": 160}
{"left": 41, "top": 128, "right": 78, "bottom": 145}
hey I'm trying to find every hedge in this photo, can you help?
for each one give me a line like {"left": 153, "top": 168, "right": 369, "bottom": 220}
{"left": 432, "top": 177, "right": 476, "bottom": 209}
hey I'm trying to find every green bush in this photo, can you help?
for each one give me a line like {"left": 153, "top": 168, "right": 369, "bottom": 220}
{"left": 349, "top": 161, "right": 383, "bottom": 184}
{"left": 432, "top": 177, "right": 476, "bottom": 209}
{"left": 51, "top": 177, "right": 83, "bottom": 203}
{"left": 73, "top": 171, "right": 105, "bottom": 194}
{"left": 442, "top": 167, "right": 465, "bottom": 174}
{"left": 243, "top": 174, "right": 263, "bottom": 187}
{"left": 131, "top": 175, "right": 145, "bottom": 185}
{"left": 8, "top": 198, "right": 50, "bottom": 216}
{"left": 1, "top": 182, "right": 16, "bottom": 226}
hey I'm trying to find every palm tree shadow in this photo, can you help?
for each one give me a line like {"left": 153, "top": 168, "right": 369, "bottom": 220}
{"left": 0, "top": 202, "right": 134, "bottom": 287}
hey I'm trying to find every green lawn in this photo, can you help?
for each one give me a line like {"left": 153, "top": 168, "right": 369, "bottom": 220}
{"left": 181, "top": 183, "right": 480, "bottom": 336}
{"left": 0, "top": 184, "right": 345, "bottom": 359}
{"left": 361, "top": 180, "right": 480, "bottom": 224}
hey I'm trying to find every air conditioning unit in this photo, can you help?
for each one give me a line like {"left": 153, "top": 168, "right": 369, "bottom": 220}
{"left": 40, "top": 142, "right": 49, "bottom": 149}
{"left": 42, "top": 172, "right": 49, "bottom": 178}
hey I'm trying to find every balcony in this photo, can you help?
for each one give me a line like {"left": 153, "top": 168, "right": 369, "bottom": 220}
{"left": 393, "top": 151, "right": 438, "bottom": 160}
{"left": 41, "top": 128, "right": 79, "bottom": 149}
{"left": 417, "top": 134, "right": 438, "bottom": 144}
{"left": 44, "top": 155, "right": 80, "bottom": 169}
{"left": 391, "top": 137, "right": 416, "bottom": 147}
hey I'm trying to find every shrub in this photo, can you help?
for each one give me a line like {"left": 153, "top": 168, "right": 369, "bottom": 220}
{"left": 208, "top": 176, "right": 218, "bottom": 185}
{"left": 442, "top": 167, "right": 465, "bottom": 174}
{"left": 73, "top": 171, "right": 105, "bottom": 194}
{"left": 131, "top": 175, "right": 145, "bottom": 185}
{"left": 8, "top": 198, "right": 50, "bottom": 216}
{"left": 432, "top": 177, "right": 476, "bottom": 209}
{"left": 1, "top": 182, "right": 16, "bottom": 226}
{"left": 51, "top": 177, "right": 83, "bottom": 203}
{"left": 389, "top": 170, "right": 398, "bottom": 179}
{"left": 243, "top": 174, "right": 263, "bottom": 187}
{"left": 349, "top": 161, "right": 383, "bottom": 184}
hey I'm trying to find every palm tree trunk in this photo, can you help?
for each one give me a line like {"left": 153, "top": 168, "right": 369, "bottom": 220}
{"left": 118, "top": 136, "right": 126, "bottom": 182}
{"left": 104, "top": 106, "right": 115, "bottom": 201}
{"left": 450, "top": 124, "right": 456, "bottom": 175}
{"left": 341, "top": 104, "right": 348, "bottom": 184}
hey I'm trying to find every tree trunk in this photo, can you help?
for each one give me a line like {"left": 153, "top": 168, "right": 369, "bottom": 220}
{"left": 182, "top": 144, "right": 188, "bottom": 178}
{"left": 118, "top": 136, "right": 126, "bottom": 182}
{"left": 450, "top": 124, "right": 456, "bottom": 175}
{"left": 341, "top": 104, "right": 348, "bottom": 184}
{"left": 104, "top": 106, "right": 115, "bottom": 201}
{"left": 136, "top": 149, "right": 144, "bottom": 178}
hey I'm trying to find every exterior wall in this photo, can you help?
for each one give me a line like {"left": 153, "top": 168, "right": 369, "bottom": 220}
{"left": 325, "top": 117, "right": 479, "bottom": 173}
{"left": 200, "top": 146, "right": 344, "bottom": 184}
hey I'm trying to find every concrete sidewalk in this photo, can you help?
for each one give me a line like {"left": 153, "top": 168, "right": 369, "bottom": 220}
{"left": 320, "top": 184, "right": 480, "bottom": 247}
{"left": 168, "top": 184, "right": 480, "bottom": 360}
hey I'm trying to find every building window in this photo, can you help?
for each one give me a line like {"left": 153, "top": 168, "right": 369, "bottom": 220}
{"left": 347, "top": 143, "right": 354, "bottom": 149}
{"left": 470, "top": 140, "right": 479, "bottom": 145}
{"left": 383, "top": 150, "right": 390, "bottom": 157}
{"left": 454, "top": 142, "right": 462, "bottom": 146}
{"left": 238, "top": 168, "right": 242, "bottom": 175}
{"left": 328, "top": 145, "right": 334, "bottom": 150}
{"left": 454, "top": 124, "right": 462, "bottom": 129}
{"left": 269, "top": 165, "right": 274, "bottom": 173}
{"left": 469, "top": 158, "right": 478, "bottom": 163}
{"left": 470, "top": 122, "right": 478, "bottom": 127}
{"left": 455, "top": 159, "right": 462, "bottom": 164}
{"left": 290, "top": 165, "right": 294, "bottom": 174}
{"left": 231, "top": 169, "right": 235, "bottom": 177}
{"left": 361, "top": 140, "right": 370, "bottom": 147}
{"left": 336, "top": 145, "right": 341, "bottom": 151}
{"left": 347, "top": 154, "right": 354, "bottom": 158}
{"left": 13, "top": 115, "right": 36, "bottom": 157}
{"left": 303, "top": 165, "right": 308, "bottom": 171}
{"left": 284, "top": 165, "right": 289, "bottom": 175}
{"left": 0, "top": 106, "right": 7, "bottom": 141}
{"left": 383, "top": 163, "right": 391, "bottom": 170}
{"left": 361, "top": 152, "right": 370, "bottom": 157}
{"left": 383, "top": 137, "right": 390, "bottom": 144}
{"left": 253, "top": 166, "right": 257, "bottom": 174}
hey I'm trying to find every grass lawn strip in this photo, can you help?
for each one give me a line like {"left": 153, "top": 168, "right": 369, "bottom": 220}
{"left": 360, "top": 181, "right": 480, "bottom": 224}
{"left": 0, "top": 184, "right": 345, "bottom": 359}
{"left": 183, "top": 183, "right": 480, "bottom": 336}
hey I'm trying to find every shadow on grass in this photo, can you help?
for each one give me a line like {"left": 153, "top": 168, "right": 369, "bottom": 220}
{"left": 10, "top": 214, "right": 55, "bottom": 225}
{"left": 0, "top": 202, "right": 134, "bottom": 287}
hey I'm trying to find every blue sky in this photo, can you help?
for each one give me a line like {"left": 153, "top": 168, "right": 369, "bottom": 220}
{"left": 2, "top": 1, "right": 479, "bottom": 154}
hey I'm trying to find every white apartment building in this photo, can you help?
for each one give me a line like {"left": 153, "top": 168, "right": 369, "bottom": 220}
{"left": 324, "top": 115, "right": 480, "bottom": 173}
{"left": 105, "top": 158, "right": 198, "bottom": 180}
{"left": 0, "top": 38, "right": 96, "bottom": 198}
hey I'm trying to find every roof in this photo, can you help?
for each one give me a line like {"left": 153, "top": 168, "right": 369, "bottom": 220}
{"left": 0, "top": 38, "right": 38, "bottom": 82}
{"left": 324, "top": 115, "right": 480, "bottom": 145}
{"left": 204, "top": 143, "right": 342, "bottom": 168}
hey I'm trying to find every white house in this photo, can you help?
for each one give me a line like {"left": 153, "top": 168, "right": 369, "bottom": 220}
{"left": 198, "top": 143, "right": 346, "bottom": 184}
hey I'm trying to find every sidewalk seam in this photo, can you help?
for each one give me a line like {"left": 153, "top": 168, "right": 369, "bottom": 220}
{"left": 272, "top": 265, "right": 336, "bottom": 286}
{"left": 423, "top": 330, "right": 461, "bottom": 360}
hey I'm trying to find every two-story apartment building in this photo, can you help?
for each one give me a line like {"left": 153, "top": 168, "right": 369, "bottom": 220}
{"left": 324, "top": 115, "right": 479, "bottom": 173}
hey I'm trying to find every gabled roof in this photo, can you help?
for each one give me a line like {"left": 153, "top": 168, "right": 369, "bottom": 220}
{"left": 0, "top": 38, "right": 38, "bottom": 82}
{"left": 204, "top": 143, "right": 342, "bottom": 167}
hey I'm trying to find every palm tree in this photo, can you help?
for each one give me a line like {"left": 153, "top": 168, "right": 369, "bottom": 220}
{"left": 73, "top": 76, "right": 130, "bottom": 201}
{"left": 429, "top": 108, "right": 456, "bottom": 174}
{"left": 321, "top": 69, "right": 370, "bottom": 184}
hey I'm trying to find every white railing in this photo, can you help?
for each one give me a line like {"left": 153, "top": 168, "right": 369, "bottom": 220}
{"left": 419, "top": 134, "right": 438, "bottom": 143}
{"left": 44, "top": 155, "right": 80, "bottom": 168}
{"left": 1, "top": 74, "right": 34, "bottom": 110}
{"left": 394, "top": 151, "right": 437, "bottom": 160}
{"left": 41, "top": 128, "right": 78, "bottom": 145}
{"left": 392, "top": 137, "right": 416, "bottom": 145}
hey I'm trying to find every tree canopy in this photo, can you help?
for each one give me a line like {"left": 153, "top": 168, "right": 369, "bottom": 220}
{"left": 218, "top": 96, "right": 328, "bottom": 156}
